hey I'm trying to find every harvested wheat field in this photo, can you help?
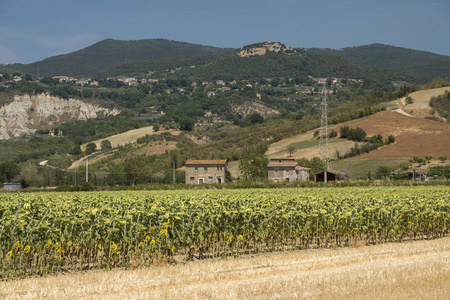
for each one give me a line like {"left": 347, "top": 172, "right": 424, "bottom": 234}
{"left": 1, "top": 237, "right": 450, "bottom": 300}
{"left": 336, "top": 111, "right": 450, "bottom": 159}
{"left": 397, "top": 86, "right": 450, "bottom": 119}
{"left": 80, "top": 126, "right": 180, "bottom": 151}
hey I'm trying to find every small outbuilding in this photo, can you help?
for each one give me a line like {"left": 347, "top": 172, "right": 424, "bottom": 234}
{"left": 314, "top": 169, "right": 344, "bottom": 183}
{"left": 3, "top": 183, "right": 23, "bottom": 191}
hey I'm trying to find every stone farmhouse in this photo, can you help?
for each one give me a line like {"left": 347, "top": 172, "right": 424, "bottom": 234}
{"left": 267, "top": 158, "right": 310, "bottom": 182}
{"left": 185, "top": 160, "right": 227, "bottom": 184}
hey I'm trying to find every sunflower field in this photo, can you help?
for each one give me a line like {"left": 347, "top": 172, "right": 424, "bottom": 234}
{"left": 1, "top": 186, "right": 449, "bottom": 278}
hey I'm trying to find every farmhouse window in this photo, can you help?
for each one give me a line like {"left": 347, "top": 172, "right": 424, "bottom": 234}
{"left": 190, "top": 177, "right": 195, "bottom": 181}
{"left": 208, "top": 176, "right": 213, "bottom": 182}
{"left": 204, "top": 167, "right": 208, "bottom": 171}
{"left": 194, "top": 167, "right": 198, "bottom": 172}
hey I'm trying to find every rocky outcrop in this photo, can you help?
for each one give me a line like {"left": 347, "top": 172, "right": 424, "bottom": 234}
{"left": 0, "top": 93, "right": 120, "bottom": 139}
{"left": 238, "top": 41, "right": 298, "bottom": 58}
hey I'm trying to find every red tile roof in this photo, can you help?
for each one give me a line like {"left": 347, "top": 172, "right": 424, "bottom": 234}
{"left": 185, "top": 160, "right": 227, "bottom": 165}
{"left": 267, "top": 162, "right": 297, "bottom": 167}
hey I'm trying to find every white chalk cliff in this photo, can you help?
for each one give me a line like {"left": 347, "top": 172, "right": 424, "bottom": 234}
{"left": 0, "top": 93, "right": 119, "bottom": 139}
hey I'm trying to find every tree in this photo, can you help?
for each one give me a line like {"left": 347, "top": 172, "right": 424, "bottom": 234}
{"left": 70, "top": 145, "right": 82, "bottom": 155}
{"left": 328, "top": 130, "right": 338, "bottom": 138}
{"left": 439, "top": 156, "right": 447, "bottom": 163}
{"left": 386, "top": 135, "right": 395, "bottom": 144}
{"left": 314, "top": 130, "right": 320, "bottom": 138}
{"left": 239, "top": 152, "right": 268, "bottom": 181}
{"left": 100, "top": 140, "right": 112, "bottom": 151}
{"left": 122, "top": 156, "right": 150, "bottom": 186}
{"left": 297, "top": 157, "right": 325, "bottom": 179}
{"left": 424, "top": 156, "right": 432, "bottom": 164}
{"left": 248, "top": 113, "right": 264, "bottom": 125}
{"left": 340, "top": 126, "right": 350, "bottom": 139}
{"left": 15, "top": 164, "right": 44, "bottom": 187}
{"left": 225, "top": 170, "right": 232, "bottom": 183}
{"left": 179, "top": 117, "right": 195, "bottom": 131}
{"left": 0, "top": 161, "right": 20, "bottom": 182}
{"left": 287, "top": 144, "right": 296, "bottom": 157}
{"left": 376, "top": 165, "right": 391, "bottom": 179}
{"left": 47, "top": 154, "right": 72, "bottom": 169}
{"left": 85, "top": 143, "right": 97, "bottom": 155}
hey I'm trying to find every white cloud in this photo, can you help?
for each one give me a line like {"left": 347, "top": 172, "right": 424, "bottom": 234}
{"left": 0, "top": 44, "right": 21, "bottom": 63}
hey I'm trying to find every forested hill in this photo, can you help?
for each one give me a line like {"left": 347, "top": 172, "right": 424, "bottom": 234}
{"left": 5, "top": 39, "right": 233, "bottom": 77}
{"left": 95, "top": 47, "right": 429, "bottom": 88}
{"left": 304, "top": 44, "right": 450, "bottom": 80}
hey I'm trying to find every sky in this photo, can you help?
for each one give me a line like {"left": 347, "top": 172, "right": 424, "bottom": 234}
{"left": 0, "top": 0, "right": 449, "bottom": 63}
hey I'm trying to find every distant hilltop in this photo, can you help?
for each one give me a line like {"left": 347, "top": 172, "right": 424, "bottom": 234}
{"left": 238, "top": 40, "right": 298, "bottom": 57}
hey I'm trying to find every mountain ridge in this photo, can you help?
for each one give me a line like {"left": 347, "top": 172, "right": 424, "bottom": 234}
{"left": 3, "top": 39, "right": 449, "bottom": 80}
{"left": 5, "top": 39, "right": 233, "bottom": 77}
{"left": 303, "top": 43, "right": 450, "bottom": 80}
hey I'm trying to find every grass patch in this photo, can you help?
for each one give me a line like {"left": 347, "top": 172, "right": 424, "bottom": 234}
{"left": 331, "top": 158, "right": 409, "bottom": 180}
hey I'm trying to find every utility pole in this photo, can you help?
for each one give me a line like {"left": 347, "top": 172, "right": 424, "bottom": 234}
{"left": 173, "top": 161, "right": 176, "bottom": 184}
{"left": 86, "top": 158, "right": 89, "bottom": 183}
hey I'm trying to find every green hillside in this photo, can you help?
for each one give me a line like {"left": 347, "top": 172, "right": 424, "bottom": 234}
{"left": 6, "top": 39, "right": 232, "bottom": 77}
{"left": 304, "top": 44, "right": 450, "bottom": 80}
{"left": 96, "top": 48, "right": 428, "bottom": 88}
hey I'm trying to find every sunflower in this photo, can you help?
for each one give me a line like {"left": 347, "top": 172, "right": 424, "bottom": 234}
{"left": 14, "top": 241, "right": 20, "bottom": 249}
{"left": 7, "top": 251, "right": 12, "bottom": 257}
{"left": 228, "top": 237, "right": 233, "bottom": 243}
{"left": 151, "top": 239, "right": 156, "bottom": 246}
{"left": 145, "top": 235, "right": 151, "bottom": 241}
{"left": 160, "top": 229, "right": 168, "bottom": 236}
{"left": 24, "top": 245, "right": 31, "bottom": 254}
{"left": 238, "top": 235, "right": 243, "bottom": 241}
{"left": 111, "top": 243, "right": 118, "bottom": 252}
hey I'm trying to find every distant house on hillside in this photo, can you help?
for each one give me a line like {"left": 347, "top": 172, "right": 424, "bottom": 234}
{"left": 185, "top": 160, "right": 227, "bottom": 184}
{"left": 267, "top": 158, "right": 310, "bottom": 182}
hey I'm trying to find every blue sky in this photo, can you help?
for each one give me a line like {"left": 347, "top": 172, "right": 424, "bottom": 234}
{"left": 0, "top": 0, "right": 449, "bottom": 63}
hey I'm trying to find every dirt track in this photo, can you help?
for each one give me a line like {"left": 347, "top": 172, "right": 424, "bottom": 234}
{"left": 2, "top": 237, "right": 450, "bottom": 299}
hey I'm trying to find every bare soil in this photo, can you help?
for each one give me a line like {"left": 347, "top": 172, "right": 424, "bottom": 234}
{"left": 1, "top": 237, "right": 449, "bottom": 299}
{"left": 266, "top": 87, "right": 450, "bottom": 162}
{"left": 336, "top": 111, "right": 450, "bottom": 159}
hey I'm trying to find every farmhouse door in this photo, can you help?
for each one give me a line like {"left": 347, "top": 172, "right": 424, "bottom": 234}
{"left": 199, "top": 178, "right": 204, "bottom": 184}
